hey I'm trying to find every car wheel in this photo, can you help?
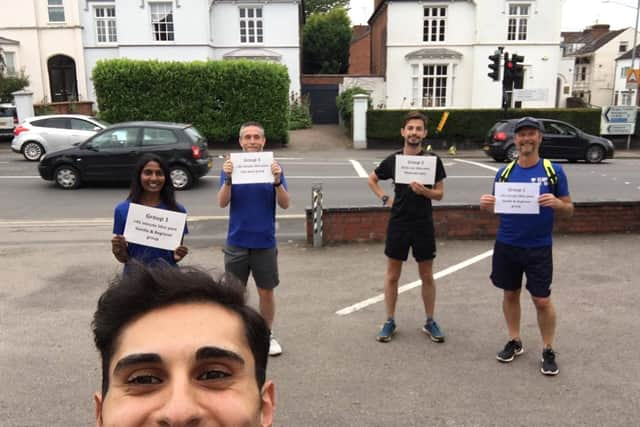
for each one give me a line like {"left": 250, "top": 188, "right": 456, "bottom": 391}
{"left": 22, "top": 142, "right": 44, "bottom": 161}
{"left": 54, "top": 165, "right": 81, "bottom": 189}
{"left": 505, "top": 145, "right": 519, "bottom": 162}
{"left": 586, "top": 145, "right": 605, "bottom": 163}
{"left": 170, "top": 165, "right": 192, "bottom": 190}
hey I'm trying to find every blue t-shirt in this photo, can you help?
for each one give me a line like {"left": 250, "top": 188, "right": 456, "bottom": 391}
{"left": 220, "top": 168, "right": 287, "bottom": 249}
{"left": 494, "top": 160, "right": 569, "bottom": 248}
{"left": 113, "top": 200, "right": 188, "bottom": 266}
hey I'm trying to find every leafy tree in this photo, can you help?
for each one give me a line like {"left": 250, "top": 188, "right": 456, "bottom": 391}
{"left": 303, "top": 8, "right": 351, "bottom": 74}
{"left": 0, "top": 73, "right": 29, "bottom": 103}
{"left": 304, "top": 0, "right": 349, "bottom": 18}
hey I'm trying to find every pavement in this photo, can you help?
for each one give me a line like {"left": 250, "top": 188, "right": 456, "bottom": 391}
{"left": 282, "top": 125, "right": 640, "bottom": 159}
{"left": 0, "top": 227, "right": 639, "bottom": 426}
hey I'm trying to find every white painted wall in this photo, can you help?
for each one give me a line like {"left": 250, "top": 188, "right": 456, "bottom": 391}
{"left": 0, "top": 0, "right": 88, "bottom": 103}
{"left": 383, "top": 0, "right": 563, "bottom": 109}
{"left": 588, "top": 28, "right": 636, "bottom": 107}
{"left": 340, "top": 77, "right": 386, "bottom": 109}
{"left": 81, "top": 0, "right": 301, "bottom": 104}
{"left": 557, "top": 55, "right": 574, "bottom": 107}
{"left": 613, "top": 57, "right": 638, "bottom": 106}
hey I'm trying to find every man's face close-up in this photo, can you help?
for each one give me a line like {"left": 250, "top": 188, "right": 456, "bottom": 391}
{"left": 239, "top": 126, "right": 267, "bottom": 152}
{"left": 94, "top": 302, "right": 274, "bottom": 427}
{"left": 400, "top": 119, "right": 427, "bottom": 146}
{"left": 514, "top": 127, "right": 542, "bottom": 157}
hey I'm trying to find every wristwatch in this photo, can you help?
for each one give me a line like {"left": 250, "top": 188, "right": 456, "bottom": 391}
{"left": 274, "top": 181, "right": 282, "bottom": 187}
{"left": 381, "top": 195, "right": 389, "bottom": 206}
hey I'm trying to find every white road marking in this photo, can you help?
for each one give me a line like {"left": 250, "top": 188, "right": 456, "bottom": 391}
{"left": 453, "top": 159, "right": 500, "bottom": 172}
{"left": 349, "top": 159, "right": 369, "bottom": 178}
{"left": 0, "top": 175, "right": 40, "bottom": 179}
{"left": 336, "top": 249, "right": 494, "bottom": 316}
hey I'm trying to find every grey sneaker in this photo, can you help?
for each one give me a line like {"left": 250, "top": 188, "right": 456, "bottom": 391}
{"left": 541, "top": 348, "right": 559, "bottom": 376}
{"left": 497, "top": 339, "right": 524, "bottom": 362}
{"left": 422, "top": 319, "right": 445, "bottom": 343}
{"left": 377, "top": 319, "right": 396, "bottom": 342}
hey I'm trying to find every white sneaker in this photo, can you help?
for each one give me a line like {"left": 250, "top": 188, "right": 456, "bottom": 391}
{"left": 269, "top": 334, "right": 283, "bottom": 356}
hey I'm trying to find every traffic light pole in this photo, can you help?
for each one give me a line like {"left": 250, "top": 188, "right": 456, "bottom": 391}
{"left": 502, "top": 52, "right": 511, "bottom": 115}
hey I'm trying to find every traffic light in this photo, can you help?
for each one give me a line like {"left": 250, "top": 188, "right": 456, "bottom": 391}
{"left": 511, "top": 54, "right": 525, "bottom": 88}
{"left": 488, "top": 52, "right": 501, "bottom": 81}
{"left": 503, "top": 53, "right": 514, "bottom": 91}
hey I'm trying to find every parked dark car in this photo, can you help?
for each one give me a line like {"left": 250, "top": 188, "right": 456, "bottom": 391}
{"left": 38, "top": 122, "right": 211, "bottom": 190}
{"left": 483, "top": 118, "right": 615, "bottom": 163}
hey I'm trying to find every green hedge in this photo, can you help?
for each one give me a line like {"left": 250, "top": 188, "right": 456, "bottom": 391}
{"left": 367, "top": 108, "right": 602, "bottom": 143}
{"left": 92, "top": 59, "right": 290, "bottom": 144}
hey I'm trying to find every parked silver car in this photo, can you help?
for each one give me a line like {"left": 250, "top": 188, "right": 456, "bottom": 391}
{"left": 11, "top": 114, "right": 109, "bottom": 161}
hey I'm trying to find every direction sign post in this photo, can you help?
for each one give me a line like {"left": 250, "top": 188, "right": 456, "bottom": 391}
{"left": 601, "top": 105, "right": 637, "bottom": 138}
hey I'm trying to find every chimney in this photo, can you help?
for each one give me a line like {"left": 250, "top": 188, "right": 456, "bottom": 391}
{"left": 588, "top": 24, "right": 611, "bottom": 38}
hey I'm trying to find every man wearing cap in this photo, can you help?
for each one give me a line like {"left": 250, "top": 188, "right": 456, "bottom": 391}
{"left": 368, "top": 110, "right": 447, "bottom": 344}
{"left": 480, "top": 116, "right": 574, "bottom": 376}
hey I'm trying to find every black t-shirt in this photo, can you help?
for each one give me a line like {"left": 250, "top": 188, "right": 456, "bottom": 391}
{"left": 374, "top": 150, "right": 447, "bottom": 228}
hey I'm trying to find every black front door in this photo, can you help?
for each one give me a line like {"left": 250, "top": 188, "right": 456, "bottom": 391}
{"left": 48, "top": 55, "right": 78, "bottom": 102}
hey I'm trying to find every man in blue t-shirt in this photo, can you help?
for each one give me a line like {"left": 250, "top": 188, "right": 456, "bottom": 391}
{"left": 480, "top": 117, "right": 574, "bottom": 376}
{"left": 218, "top": 121, "right": 290, "bottom": 357}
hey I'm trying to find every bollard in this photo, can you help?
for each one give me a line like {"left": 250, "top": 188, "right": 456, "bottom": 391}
{"left": 311, "top": 183, "right": 323, "bottom": 248}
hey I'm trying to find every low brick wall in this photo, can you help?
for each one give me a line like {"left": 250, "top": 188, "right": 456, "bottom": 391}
{"left": 305, "top": 202, "right": 640, "bottom": 244}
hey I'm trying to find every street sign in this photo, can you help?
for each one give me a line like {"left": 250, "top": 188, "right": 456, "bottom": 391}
{"left": 512, "top": 88, "right": 548, "bottom": 102}
{"left": 626, "top": 69, "right": 640, "bottom": 89}
{"left": 601, "top": 105, "right": 637, "bottom": 135}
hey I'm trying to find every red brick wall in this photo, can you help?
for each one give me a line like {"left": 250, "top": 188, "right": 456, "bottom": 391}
{"left": 35, "top": 101, "right": 94, "bottom": 115}
{"left": 369, "top": 3, "right": 387, "bottom": 76}
{"left": 349, "top": 29, "right": 371, "bottom": 75}
{"left": 301, "top": 75, "right": 345, "bottom": 85}
{"left": 305, "top": 202, "right": 640, "bottom": 244}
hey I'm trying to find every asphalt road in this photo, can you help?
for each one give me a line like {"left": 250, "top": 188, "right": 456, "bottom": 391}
{"left": 1, "top": 145, "right": 639, "bottom": 224}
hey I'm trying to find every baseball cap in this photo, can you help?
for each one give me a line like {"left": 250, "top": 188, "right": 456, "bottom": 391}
{"left": 514, "top": 116, "right": 542, "bottom": 132}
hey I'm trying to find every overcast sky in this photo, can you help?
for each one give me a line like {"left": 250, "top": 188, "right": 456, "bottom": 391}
{"left": 348, "top": 0, "right": 639, "bottom": 31}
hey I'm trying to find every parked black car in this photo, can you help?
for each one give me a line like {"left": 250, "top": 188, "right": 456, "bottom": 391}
{"left": 38, "top": 122, "right": 211, "bottom": 190}
{"left": 483, "top": 118, "right": 615, "bottom": 163}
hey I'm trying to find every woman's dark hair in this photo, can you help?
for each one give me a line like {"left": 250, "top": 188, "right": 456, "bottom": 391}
{"left": 128, "top": 154, "right": 179, "bottom": 211}
{"left": 92, "top": 263, "right": 270, "bottom": 397}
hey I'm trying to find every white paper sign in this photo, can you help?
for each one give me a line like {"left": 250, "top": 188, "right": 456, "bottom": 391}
{"left": 123, "top": 203, "right": 187, "bottom": 251}
{"left": 394, "top": 155, "right": 437, "bottom": 185}
{"left": 494, "top": 182, "right": 540, "bottom": 214}
{"left": 230, "top": 152, "right": 274, "bottom": 184}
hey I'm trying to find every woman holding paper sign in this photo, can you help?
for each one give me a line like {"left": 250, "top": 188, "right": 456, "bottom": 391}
{"left": 111, "top": 154, "right": 189, "bottom": 267}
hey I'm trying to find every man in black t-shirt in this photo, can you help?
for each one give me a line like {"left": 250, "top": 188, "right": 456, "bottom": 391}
{"left": 367, "top": 111, "right": 447, "bottom": 343}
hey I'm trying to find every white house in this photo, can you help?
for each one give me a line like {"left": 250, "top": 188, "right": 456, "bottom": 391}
{"left": 80, "top": 0, "right": 302, "bottom": 104}
{"left": 561, "top": 24, "right": 638, "bottom": 107}
{"left": 612, "top": 46, "right": 639, "bottom": 106}
{"left": 0, "top": 0, "right": 88, "bottom": 103}
{"left": 368, "top": 0, "right": 564, "bottom": 109}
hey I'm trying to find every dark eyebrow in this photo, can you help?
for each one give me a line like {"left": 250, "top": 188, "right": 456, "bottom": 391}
{"left": 113, "top": 353, "right": 163, "bottom": 375}
{"left": 195, "top": 346, "right": 245, "bottom": 365}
